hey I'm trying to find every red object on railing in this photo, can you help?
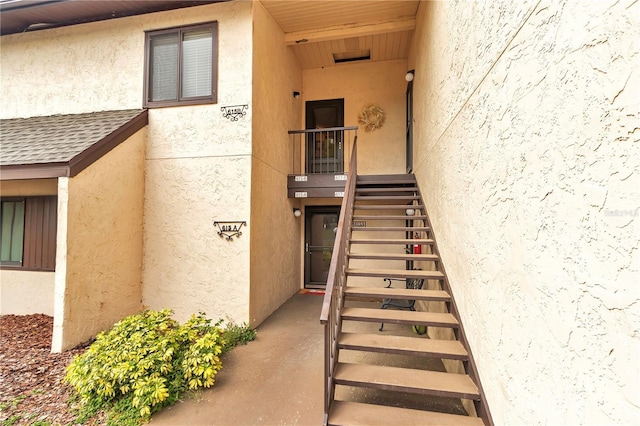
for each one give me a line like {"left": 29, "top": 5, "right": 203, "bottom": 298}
{"left": 413, "top": 232, "right": 421, "bottom": 254}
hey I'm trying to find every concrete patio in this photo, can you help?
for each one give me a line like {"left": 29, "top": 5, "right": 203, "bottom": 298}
{"left": 150, "top": 291, "right": 466, "bottom": 426}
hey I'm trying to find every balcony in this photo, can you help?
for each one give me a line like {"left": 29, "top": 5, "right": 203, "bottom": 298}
{"left": 287, "top": 126, "right": 357, "bottom": 198}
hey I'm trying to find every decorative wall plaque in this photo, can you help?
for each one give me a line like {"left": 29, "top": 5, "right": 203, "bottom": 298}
{"left": 221, "top": 105, "right": 248, "bottom": 121}
{"left": 214, "top": 221, "right": 247, "bottom": 241}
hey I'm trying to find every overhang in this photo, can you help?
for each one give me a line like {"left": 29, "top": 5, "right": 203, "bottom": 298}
{"left": 0, "top": 109, "right": 148, "bottom": 180}
{"left": 0, "top": 0, "right": 228, "bottom": 36}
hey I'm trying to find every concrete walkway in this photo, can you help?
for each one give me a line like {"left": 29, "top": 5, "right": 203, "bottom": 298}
{"left": 151, "top": 291, "right": 466, "bottom": 425}
{"left": 151, "top": 292, "right": 326, "bottom": 426}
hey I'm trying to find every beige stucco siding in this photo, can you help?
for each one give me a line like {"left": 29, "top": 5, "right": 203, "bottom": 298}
{"left": 142, "top": 155, "right": 252, "bottom": 323}
{"left": 0, "top": 271, "right": 55, "bottom": 315}
{"left": 248, "top": 1, "right": 302, "bottom": 325}
{"left": 410, "top": 1, "right": 640, "bottom": 424}
{"left": 0, "top": 179, "right": 58, "bottom": 196}
{"left": 302, "top": 60, "right": 407, "bottom": 175}
{"left": 0, "top": 179, "right": 58, "bottom": 315}
{"left": 1, "top": 1, "right": 258, "bottom": 327}
{"left": 52, "top": 130, "right": 145, "bottom": 352}
{"left": 142, "top": 2, "right": 254, "bottom": 325}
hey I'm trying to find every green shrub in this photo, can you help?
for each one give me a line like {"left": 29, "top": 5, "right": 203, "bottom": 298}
{"left": 220, "top": 320, "right": 257, "bottom": 354}
{"left": 65, "top": 309, "right": 231, "bottom": 425}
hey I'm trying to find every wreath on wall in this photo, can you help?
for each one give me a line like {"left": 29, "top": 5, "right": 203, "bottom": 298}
{"left": 358, "top": 104, "right": 386, "bottom": 132}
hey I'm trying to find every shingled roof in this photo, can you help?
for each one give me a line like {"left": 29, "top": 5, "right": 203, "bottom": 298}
{"left": 0, "top": 109, "right": 148, "bottom": 180}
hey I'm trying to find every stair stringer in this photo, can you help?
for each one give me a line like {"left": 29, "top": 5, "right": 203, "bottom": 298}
{"left": 411, "top": 184, "right": 493, "bottom": 425}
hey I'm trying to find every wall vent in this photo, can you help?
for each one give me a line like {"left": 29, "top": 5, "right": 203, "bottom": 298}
{"left": 333, "top": 50, "right": 371, "bottom": 64}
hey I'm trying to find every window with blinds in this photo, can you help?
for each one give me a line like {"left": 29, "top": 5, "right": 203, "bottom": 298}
{"left": 145, "top": 22, "right": 218, "bottom": 107}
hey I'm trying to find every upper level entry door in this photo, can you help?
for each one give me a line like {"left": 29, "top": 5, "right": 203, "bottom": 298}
{"left": 305, "top": 99, "right": 345, "bottom": 173}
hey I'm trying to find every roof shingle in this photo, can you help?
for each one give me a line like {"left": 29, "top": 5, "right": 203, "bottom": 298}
{"left": 0, "top": 109, "right": 146, "bottom": 167}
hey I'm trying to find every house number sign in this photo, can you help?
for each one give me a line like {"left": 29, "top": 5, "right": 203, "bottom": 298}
{"left": 214, "top": 221, "right": 247, "bottom": 241}
{"left": 221, "top": 105, "right": 248, "bottom": 122}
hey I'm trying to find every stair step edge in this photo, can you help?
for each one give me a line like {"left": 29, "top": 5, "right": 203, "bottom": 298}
{"left": 344, "top": 287, "right": 450, "bottom": 301}
{"left": 328, "top": 401, "right": 483, "bottom": 426}
{"left": 338, "top": 332, "right": 468, "bottom": 360}
{"left": 347, "top": 253, "right": 439, "bottom": 261}
{"left": 334, "top": 363, "right": 480, "bottom": 400}
{"left": 342, "top": 307, "right": 459, "bottom": 328}
{"left": 346, "top": 268, "right": 444, "bottom": 279}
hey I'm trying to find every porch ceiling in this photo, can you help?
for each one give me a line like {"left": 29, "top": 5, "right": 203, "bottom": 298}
{"left": 260, "top": 0, "right": 420, "bottom": 69}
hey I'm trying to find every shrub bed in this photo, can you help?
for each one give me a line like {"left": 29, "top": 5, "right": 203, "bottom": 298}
{"left": 64, "top": 309, "right": 255, "bottom": 425}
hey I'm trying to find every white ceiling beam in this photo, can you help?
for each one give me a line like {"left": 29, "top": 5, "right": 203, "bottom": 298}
{"left": 284, "top": 18, "right": 415, "bottom": 45}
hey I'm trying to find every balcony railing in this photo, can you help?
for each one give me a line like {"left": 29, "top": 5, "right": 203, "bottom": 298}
{"left": 289, "top": 126, "right": 358, "bottom": 175}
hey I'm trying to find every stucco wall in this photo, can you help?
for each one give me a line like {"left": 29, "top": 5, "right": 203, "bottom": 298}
{"left": 302, "top": 60, "right": 408, "bottom": 175}
{"left": 0, "top": 179, "right": 58, "bottom": 196}
{"left": 0, "top": 271, "right": 55, "bottom": 315}
{"left": 52, "top": 130, "right": 145, "bottom": 352}
{"left": 410, "top": 1, "right": 640, "bottom": 424}
{"left": 248, "top": 1, "right": 303, "bottom": 325}
{"left": 142, "top": 1, "right": 254, "bottom": 325}
{"left": 0, "top": 179, "right": 58, "bottom": 315}
{"left": 1, "top": 1, "right": 257, "bottom": 327}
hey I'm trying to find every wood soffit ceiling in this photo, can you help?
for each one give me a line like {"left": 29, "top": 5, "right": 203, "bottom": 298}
{"left": 260, "top": 0, "right": 420, "bottom": 69}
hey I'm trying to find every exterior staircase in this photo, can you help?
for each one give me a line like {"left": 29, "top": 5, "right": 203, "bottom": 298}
{"left": 321, "top": 173, "right": 492, "bottom": 425}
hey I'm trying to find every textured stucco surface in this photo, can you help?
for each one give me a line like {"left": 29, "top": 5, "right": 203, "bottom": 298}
{"left": 52, "top": 130, "right": 145, "bottom": 352}
{"left": 0, "top": 271, "right": 55, "bottom": 315}
{"left": 410, "top": 0, "right": 640, "bottom": 424}
{"left": 302, "top": 60, "right": 407, "bottom": 175}
{"left": 248, "top": 1, "right": 302, "bottom": 326}
{"left": 0, "top": 179, "right": 58, "bottom": 196}
{"left": 0, "top": 179, "right": 58, "bottom": 315}
{"left": 1, "top": 1, "right": 259, "bottom": 327}
{"left": 141, "top": 1, "right": 254, "bottom": 325}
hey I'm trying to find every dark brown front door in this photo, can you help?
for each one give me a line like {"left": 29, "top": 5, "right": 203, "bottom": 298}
{"left": 304, "top": 206, "right": 340, "bottom": 288}
{"left": 305, "top": 99, "right": 345, "bottom": 173}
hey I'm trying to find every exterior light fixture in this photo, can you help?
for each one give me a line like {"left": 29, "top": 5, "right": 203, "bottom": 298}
{"left": 405, "top": 208, "right": 415, "bottom": 216}
{"left": 405, "top": 70, "right": 415, "bottom": 82}
{"left": 293, "top": 91, "right": 300, "bottom": 98}
{"left": 293, "top": 208, "right": 302, "bottom": 217}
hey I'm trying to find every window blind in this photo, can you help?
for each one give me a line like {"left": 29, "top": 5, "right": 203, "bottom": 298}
{"left": 150, "top": 33, "right": 179, "bottom": 102}
{"left": 182, "top": 29, "right": 213, "bottom": 98}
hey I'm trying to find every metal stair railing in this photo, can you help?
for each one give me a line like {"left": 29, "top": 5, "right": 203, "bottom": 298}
{"left": 319, "top": 137, "right": 357, "bottom": 426}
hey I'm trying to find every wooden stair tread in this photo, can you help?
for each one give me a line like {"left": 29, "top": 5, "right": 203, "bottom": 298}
{"left": 357, "top": 175, "right": 416, "bottom": 184}
{"left": 342, "top": 307, "right": 459, "bottom": 328}
{"left": 355, "top": 195, "right": 420, "bottom": 201}
{"left": 351, "top": 226, "right": 430, "bottom": 232}
{"left": 345, "top": 286, "right": 449, "bottom": 301}
{"left": 353, "top": 215, "right": 427, "bottom": 220}
{"left": 348, "top": 252, "right": 439, "bottom": 261}
{"left": 356, "top": 186, "right": 418, "bottom": 193}
{"left": 349, "top": 238, "right": 434, "bottom": 245}
{"left": 346, "top": 268, "right": 444, "bottom": 279}
{"left": 354, "top": 204, "right": 425, "bottom": 210}
{"left": 328, "top": 401, "right": 483, "bottom": 426}
{"left": 334, "top": 363, "right": 480, "bottom": 399}
{"left": 338, "top": 332, "right": 468, "bottom": 360}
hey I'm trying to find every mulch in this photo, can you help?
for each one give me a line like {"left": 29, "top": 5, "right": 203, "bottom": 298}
{"left": 0, "top": 314, "right": 89, "bottom": 425}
